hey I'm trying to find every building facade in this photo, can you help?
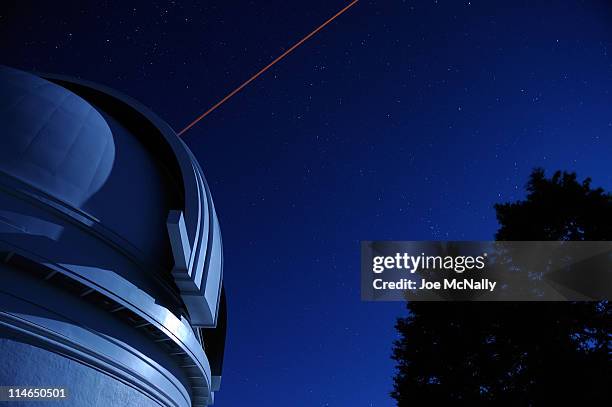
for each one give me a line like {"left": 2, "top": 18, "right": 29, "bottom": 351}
{"left": 0, "top": 65, "right": 225, "bottom": 406}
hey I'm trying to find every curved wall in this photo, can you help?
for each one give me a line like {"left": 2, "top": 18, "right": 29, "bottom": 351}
{"left": 0, "top": 339, "right": 161, "bottom": 407}
{"left": 0, "top": 66, "right": 225, "bottom": 407}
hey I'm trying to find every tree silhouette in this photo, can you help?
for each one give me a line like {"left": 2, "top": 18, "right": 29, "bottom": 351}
{"left": 392, "top": 169, "right": 611, "bottom": 405}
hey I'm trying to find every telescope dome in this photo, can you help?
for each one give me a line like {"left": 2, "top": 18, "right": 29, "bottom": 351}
{"left": 0, "top": 65, "right": 114, "bottom": 207}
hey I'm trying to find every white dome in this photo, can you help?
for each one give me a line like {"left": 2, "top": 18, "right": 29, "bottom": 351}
{"left": 0, "top": 65, "right": 114, "bottom": 207}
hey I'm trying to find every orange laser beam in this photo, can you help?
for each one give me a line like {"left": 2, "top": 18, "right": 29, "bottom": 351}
{"left": 177, "top": 0, "right": 359, "bottom": 137}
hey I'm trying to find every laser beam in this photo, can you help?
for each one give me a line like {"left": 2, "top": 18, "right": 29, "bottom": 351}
{"left": 177, "top": 0, "right": 359, "bottom": 137}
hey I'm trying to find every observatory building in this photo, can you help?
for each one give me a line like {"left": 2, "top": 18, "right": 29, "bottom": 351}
{"left": 0, "top": 65, "right": 225, "bottom": 406}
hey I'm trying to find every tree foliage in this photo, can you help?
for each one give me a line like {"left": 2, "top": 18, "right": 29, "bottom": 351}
{"left": 392, "top": 169, "right": 611, "bottom": 405}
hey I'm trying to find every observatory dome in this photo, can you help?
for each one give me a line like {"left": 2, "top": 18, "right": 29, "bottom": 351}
{"left": 0, "top": 65, "right": 114, "bottom": 207}
{"left": 0, "top": 66, "right": 224, "bottom": 406}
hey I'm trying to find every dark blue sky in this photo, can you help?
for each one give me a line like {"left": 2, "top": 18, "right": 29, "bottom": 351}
{"left": 3, "top": 1, "right": 612, "bottom": 405}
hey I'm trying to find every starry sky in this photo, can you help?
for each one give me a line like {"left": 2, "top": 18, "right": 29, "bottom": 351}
{"left": 3, "top": 1, "right": 612, "bottom": 405}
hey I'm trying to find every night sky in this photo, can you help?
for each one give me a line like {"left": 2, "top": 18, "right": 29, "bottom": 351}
{"left": 3, "top": 1, "right": 612, "bottom": 405}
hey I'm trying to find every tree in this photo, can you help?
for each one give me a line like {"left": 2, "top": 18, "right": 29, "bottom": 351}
{"left": 392, "top": 169, "right": 611, "bottom": 406}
